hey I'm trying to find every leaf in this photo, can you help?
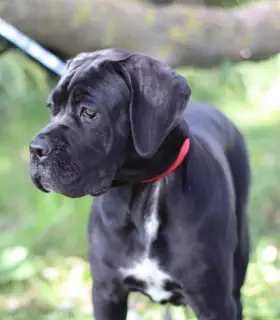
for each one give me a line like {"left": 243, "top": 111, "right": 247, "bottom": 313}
{"left": 0, "top": 247, "right": 41, "bottom": 284}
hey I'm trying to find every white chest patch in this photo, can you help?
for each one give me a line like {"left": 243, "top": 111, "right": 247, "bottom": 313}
{"left": 121, "top": 257, "right": 172, "bottom": 302}
{"left": 120, "top": 182, "right": 177, "bottom": 302}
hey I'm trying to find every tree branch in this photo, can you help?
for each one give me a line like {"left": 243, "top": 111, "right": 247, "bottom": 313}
{"left": 0, "top": 0, "right": 280, "bottom": 68}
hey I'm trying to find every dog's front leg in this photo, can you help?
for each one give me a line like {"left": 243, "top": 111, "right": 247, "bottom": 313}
{"left": 183, "top": 252, "right": 237, "bottom": 319}
{"left": 92, "top": 283, "right": 128, "bottom": 320}
{"left": 185, "top": 282, "right": 237, "bottom": 320}
{"left": 190, "top": 295, "right": 237, "bottom": 320}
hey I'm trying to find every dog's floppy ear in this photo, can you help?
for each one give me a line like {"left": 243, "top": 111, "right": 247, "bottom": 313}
{"left": 113, "top": 51, "right": 191, "bottom": 158}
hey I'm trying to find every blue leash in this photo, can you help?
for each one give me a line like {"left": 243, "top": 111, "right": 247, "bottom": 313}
{"left": 0, "top": 17, "right": 66, "bottom": 76}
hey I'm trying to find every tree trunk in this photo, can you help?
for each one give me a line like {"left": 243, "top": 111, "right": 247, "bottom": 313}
{"left": 0, "top": 0, "right": 279, "bottom": 68}
{"left": 170, "top": 0, "right": 246, "bottom": 6}
{"left": 151, "top": 0, "right": 205, "bottom": 5}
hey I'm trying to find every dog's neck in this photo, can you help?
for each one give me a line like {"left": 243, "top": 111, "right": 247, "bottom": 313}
{"left": 112, "top": 120, "right": 190, "bottom": 186}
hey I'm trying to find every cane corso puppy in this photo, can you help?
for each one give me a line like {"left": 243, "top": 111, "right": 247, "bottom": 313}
{"left": 29, "top": 49, "right": 250, "bottom": 320}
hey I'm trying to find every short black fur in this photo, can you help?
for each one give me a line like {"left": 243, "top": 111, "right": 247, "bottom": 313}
{"left": 29, "top": 48, "right": 250, "bottom": 320}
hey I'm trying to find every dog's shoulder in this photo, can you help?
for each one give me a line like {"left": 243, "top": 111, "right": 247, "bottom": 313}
{"left": 184, "top": 102, "right": 233, "bottom": 132}
{"left": 184, "top": 101, "right": 241, "bottom": 152}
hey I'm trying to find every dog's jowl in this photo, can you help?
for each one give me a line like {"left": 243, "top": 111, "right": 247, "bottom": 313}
{"left": 29, "top": 48, "right": 251, "bottom": 320}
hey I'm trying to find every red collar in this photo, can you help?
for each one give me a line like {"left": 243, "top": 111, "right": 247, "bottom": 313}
{"left": 141, "top": 138, "right": 190, "bottom": 183}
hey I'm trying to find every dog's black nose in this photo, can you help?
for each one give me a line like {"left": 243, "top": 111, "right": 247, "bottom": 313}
{"left": 29, "top": 134, "right": 53, "bottom": 159}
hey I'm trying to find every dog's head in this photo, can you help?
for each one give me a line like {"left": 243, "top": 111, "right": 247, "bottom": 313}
{"left": 29, "top": 49, "right": 191, "bottom": 198}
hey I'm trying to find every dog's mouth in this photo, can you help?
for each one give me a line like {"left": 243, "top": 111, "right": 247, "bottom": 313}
{"left": 91, "top": 185, "right": 110, "bottom": 197}
{"left": 33, "top": 176, "right": 50, "bottom": 193}
{"left": 32, "top": 171, "right": 110, "bottom": 197}
{"left": 30, "top": 158, "right": 113, "bottom": 197}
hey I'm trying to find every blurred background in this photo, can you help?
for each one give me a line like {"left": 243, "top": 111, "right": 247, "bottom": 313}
{"left": 0, "top": 0, "right": 280, "bottom": 319}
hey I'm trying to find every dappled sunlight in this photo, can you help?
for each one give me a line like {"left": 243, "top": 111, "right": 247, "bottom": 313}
{"left": 1, "top": 247, "right": 29, "bottom": 267}
{"left": 229, "top": 106, "right": 280, "bottom": 129}
{"left": 243, "top": 241, "right": 280, "bottom": 318}
{"left": 180, "top": 53, "right": 280, "bottom": 129}
{"left": 0, "top": 256, "right": 93, "bottom": 318}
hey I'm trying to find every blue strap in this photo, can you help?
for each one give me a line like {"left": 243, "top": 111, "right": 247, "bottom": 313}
{"left": 0, "top": 17, "right": 66, "bottom": 76}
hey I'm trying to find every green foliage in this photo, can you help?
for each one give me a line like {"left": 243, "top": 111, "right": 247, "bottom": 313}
{"left": 0, "top": 49, "right": 280, "bottom": 319}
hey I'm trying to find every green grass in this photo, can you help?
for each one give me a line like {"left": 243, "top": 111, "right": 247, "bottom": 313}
{"left": 0, "top": 49, "right": 280, "bottom": 319}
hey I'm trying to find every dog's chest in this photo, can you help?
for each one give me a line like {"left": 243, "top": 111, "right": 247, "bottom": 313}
{"left": 119, "top": 182, "right": 184, "bottom": 304}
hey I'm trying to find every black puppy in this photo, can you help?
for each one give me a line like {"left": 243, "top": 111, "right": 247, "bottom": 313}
{"left": 29, "top": 49, "right": 250, "bottom": 320}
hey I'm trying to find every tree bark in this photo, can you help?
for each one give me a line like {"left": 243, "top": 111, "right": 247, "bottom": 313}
{"left": 166, "top": 0, "right": 241, "bottom": 6}
{"left": 0, "top": 0, "right": 279, "bottom": 68}
{"left": 151, "top": 0, "right": 205, "bottom": 5}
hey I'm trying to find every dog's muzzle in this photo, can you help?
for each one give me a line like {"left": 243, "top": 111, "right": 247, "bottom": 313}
{"left": 29, "top": 132, "right": 54, "bottom": 193}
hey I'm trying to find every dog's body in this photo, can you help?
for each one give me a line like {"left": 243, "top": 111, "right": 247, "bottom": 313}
{"left": 88, "top": 103, "right": 250, "bottom": 320}
{"left": 29, "top": 49, "right": 250, "bottom": 320}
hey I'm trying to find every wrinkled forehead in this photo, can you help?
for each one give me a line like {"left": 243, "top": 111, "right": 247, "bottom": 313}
{"left": 47, "top": 52, "right": 111, "bottom": 105}
{"left": 67, "top": 50, "right": 119, "bottom": 70}
{"left": 56, "top": 54, "right": 104, "bottom": 92}
{"left": 47, "top": 50, "right": 130, "bottom": 109}
{"left": 51, "top": 49, "right": 131, "bottom": 97}
{"left": 64, "top": 48, "right": 130, "bottom": 78}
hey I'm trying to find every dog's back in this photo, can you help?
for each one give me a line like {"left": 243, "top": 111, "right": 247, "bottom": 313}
{"left": 185, "top": 102, "right": 251, "bottom": 319}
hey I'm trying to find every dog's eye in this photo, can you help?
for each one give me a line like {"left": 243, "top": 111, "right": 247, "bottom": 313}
{"left": 81, "top": 107, "right": 98, "bottom": 119}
